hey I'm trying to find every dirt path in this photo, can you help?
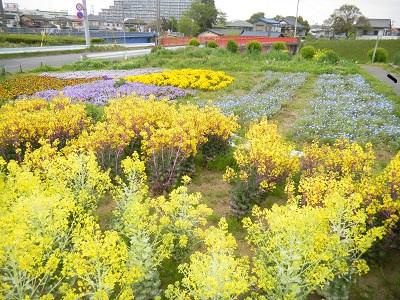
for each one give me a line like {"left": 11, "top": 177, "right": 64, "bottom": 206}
{"left": 362, "top": 65, "right": 400, "bottom": 95}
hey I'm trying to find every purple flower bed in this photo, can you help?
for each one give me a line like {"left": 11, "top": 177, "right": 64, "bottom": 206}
{"left": 40, "top": 68, "right": 163, "bottom": 79}
{"left": 33, "top": 80, "right": 189, "bottom": 105}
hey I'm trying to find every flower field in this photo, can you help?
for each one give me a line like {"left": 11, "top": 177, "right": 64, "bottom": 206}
{"left": 1, "top": 47, "right": 400, "bottom": 299}
{"left": 214, "top": 71, "right": 308, "bottom": 120}
{"left": 294, "top": 74, "right": 400, "bottom": 147}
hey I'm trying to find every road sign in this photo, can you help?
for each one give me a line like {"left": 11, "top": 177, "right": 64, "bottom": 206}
{"left": 77, "top": 11, "right": 84, "bottom": 19}
{"left": 76, "top": 3, "right": 84, "bottom": 11}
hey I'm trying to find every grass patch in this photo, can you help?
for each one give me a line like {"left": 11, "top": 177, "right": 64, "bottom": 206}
{"left": 305, "top": 39, "right": 400, "bottom": 63}
{"left": 0, "top": 33, "right": 103, "bottom": 47}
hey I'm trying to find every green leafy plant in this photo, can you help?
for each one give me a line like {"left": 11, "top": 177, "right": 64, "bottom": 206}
{"left": 188, "top": 39, "right": 200, "bottom": 47}
{"left": 226, "top": 40, "right": 239, "bottom": 53}
{"left": 206, "top": 40, "right": 218, "bottom": 48}
{"left": 247, "top": 41, "right": 262, "bottom": 55}
{"left": 314, "top": 49, "right": 340, "bottom": 64}
{"left": 368, "top": 47, "right": 389, "bottom": 63}
{"left": 394, "top": 51, "right": 400, "bottom": 66}
{"left": 300, "top": 45, "right": 316, "bottom": 59}
{"left": 272, "top": 42, "right": 287, "bottom": 51}
{"left": 266, "top": 50, "right": 291, "bottom": 61}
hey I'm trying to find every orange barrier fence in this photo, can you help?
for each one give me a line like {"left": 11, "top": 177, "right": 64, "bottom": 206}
{"left": 161, "top": 36, "right": 300, "bottom": 47}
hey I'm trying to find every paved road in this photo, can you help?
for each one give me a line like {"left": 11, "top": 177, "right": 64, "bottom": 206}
{"left": 0, "top": 46, "right": 183, "bottom": 73}
{"left": 0, "top": 43, "right": 155, "bottom": 55}
{"left": 362, "top": 65, "right": 400, "bottom": 95}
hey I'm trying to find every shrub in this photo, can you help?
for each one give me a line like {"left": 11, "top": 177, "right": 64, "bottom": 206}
{"left": 226, "top": 40, "right": 238, "bottom": 53}
{"left": 300, "top": 45, "right": 316, "bottom": 59}
{"left": 314, "top": 49, "right": 340, "bottom": 64}
{"left": 368, "top": 47, "right": 389, "bottom": 63}
{"left": 188, "top": 39, "right": 200, "bottom": 47}
{"left": 394, "top": 51, "right": 400, "bottom": 65}
{"left": 272, "top": 42, "right": 287, "bottom": 51}
{"left": 206, "top": 40, "right": 218, "bottom": 48}
{"left": 247, "top": 41, "right": 262, "bottom": 55}
{"left": 266, "top": 50, "right": 291, "bottom": 61}
{"left": 151, "top": 45, "right": 164, "bottom": 53}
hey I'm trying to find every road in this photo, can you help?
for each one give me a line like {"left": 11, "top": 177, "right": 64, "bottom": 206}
{"left": 0, "top": 43, "right": 155, "bottom": 55}
{"left": 362, "top": 65, "right": 400, "bottom": 95}
{"left": 0, "top": 46, "right": 183, "bottom": 73}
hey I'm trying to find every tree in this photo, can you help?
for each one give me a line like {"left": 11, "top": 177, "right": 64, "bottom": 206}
{"left": 215, "top": 10, "right": 227, "bottom": 27}
{"left": 247, "top": 12, "right": 265, "bottom": 24}
{"left": 325, "top": 4, "right": 365, "bottom": 38}
{"left": 185, "top": 1, "right": 218, "bottom": 33}
{"left": 162, "top": 17, "right": 178, "bottom": 32}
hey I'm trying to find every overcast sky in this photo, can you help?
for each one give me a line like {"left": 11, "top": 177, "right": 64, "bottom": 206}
{"left": 11, "top": 0, "right": 400, "bottom": 26}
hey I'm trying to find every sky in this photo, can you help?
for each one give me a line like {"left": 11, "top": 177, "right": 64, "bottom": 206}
{"left": 11, "top": 0, "right": 400, "bottom": 26}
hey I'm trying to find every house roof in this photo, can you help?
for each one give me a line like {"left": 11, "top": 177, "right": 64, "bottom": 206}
{"left": 281, "top": 17, "right": 305, "bottom": 29}
{"left": 357, "top": 18, "right": 391, "bottom": 29}
{"left": 205, "top": 28, "right": 242, "bottom": 36}
{"left": 256, "top": 17, "right": 281, "bottom": 25}
{"left": 241, "top": 31, "right": 281, "bottom": 38}
{"left": 225, "top": 20, "right": 253, "bottom": 28}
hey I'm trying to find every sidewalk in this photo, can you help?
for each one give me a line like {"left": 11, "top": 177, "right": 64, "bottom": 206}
{"left": 361, "top": 65, "right": 400, "bottom": 95}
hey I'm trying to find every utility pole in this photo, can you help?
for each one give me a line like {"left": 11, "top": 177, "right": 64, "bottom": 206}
{"left": 122, "top": 0, "right": 126, "bottom": 44}
{"left": 82, "top": 0, "right": 91, "bottom": 46}
{"left": 294, "top": 0, "right": 300, "bottom": 37}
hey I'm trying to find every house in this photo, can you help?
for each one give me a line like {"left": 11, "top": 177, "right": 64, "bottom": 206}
{"left": 87, "top": 14, "right": 107, "bottom": 30}
{"left": 240, "top": 31, "right": 282, "bottom": 38}
{"left": 198, "top": 28, "right": 242, "bottom": 38}
{"left": 356, "top": 18, "right": 391, "bottom": 36}
{"left": 280, "top": 17, "right": 306, "bottom": 37}
{"left": 253, "top": 17, "right": 282, "bottom": 36}
{"left": 50, "top": 16, "right": 73, "bottom": 30}
{"left": 225, "top": 20, "right": 253, "bottom": 32}
{"left": 309, "top": 24, "right": 333, "bottom": 39}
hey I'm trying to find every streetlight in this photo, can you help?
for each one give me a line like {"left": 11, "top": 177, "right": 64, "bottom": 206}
{"left": 294, "top": 0, "right": 300, "bottom": 37}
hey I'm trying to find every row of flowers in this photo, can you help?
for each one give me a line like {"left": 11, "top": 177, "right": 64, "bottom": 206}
{"left": 125, "top": 69, "right": 234, "bottom": 91}
{"left": 294, "top": 74, "right": 400, "bottom": 147}
{"left": 40, "top": 68, "right": 163, "bottom": 79}
{"left": 32, "top": 80, "right": 189, "bottom": 105}
{"left": 213, "top": 71, "right": 308, "bottom": 120}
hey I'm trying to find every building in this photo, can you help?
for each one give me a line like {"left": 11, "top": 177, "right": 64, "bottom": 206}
{"left": 309, "top": 24, "right": 333, "bottom": 39}
{"left": 21, "top": 9, "right": 68, "bottom": 19}
{"left": 225, "top": 20, "right": 253, "bottom": 32}
{"left": 356, "top": 18, "right": 392, "bottom": 36}
{"left": 199, "top": 28, "right": 242, "bottom": 38}
{"left": 99, "top": 0, "right": 195, "bottom": 24}
{"left": 280, "top": 17, "right": 306, "bottom": 37}
{"left": 252, "top": 17, "right": 282, "bottom": 37}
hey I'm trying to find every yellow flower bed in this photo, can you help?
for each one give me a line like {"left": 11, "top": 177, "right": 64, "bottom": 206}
{"left": 125, "top": 69, "right": 234, "bottom": 91}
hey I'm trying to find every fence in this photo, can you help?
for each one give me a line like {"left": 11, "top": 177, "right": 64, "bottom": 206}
{"left": 161, "top": 36, "right": 300, "bottom": 47}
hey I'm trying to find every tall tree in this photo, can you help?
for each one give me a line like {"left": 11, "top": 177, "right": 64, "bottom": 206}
{"left": 215, "top": 10, "right": 227, "bottom": 27}
{"left": 177, "top": 15, "right": 200, "bottom": 36}
{"left": 247, "top": 12, "right": 265, "bottom": 24}
{"left": 325, "top": 4, "right": 365, "bottom": 38}
{"left": 185, "top": 1, "right": 218, "bottom": 33}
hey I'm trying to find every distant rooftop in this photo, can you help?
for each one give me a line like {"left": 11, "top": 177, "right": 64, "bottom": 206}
{"left": 225, "top": 20, "right": 253, "bottom": 28}
{"left": 205, "top": 28, "right": 242, "bottom": 36}
{"left": 257, "top": 17, "right": 281, "bottom": 25}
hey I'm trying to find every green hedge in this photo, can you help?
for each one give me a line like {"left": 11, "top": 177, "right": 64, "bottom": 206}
{"left": 305, "top": 39, "right": 400, "bottom": 63}
{"left": 0, "top": 34, "right": 104, "bottom": 46}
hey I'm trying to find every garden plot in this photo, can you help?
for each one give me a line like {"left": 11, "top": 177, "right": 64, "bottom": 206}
{"left": 294, "top": 74, "right": 400, "bottom": 147}
{"left": 213, "top": 71, "right": 308, "bottom": 120}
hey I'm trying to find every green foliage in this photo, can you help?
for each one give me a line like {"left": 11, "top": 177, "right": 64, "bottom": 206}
{"left": 185, "top": 0, "right": 218, "bottom": 33}
{"left": 325, "top": 4, "right": 365, "bottom": 37}
{"left": 305, "top": 39, "right": 400, "bottom": 63}
{"left": 188, "top": 38, "right": 201, "bottom": 47}
{"left": 314, "top": 49, "right": 340, "bottom": 64}
{"left": 247, "top": 12, "right": 265, "bottom": 24}
{"left": 151, "top": 45, "right": 165, "bottom": 53}
{"left": 0, "top": 34, "right": 103, "bottom": 46}
{"left": 178, "top": 16, "right": 200, "bottom": 37}
{"left": 394, "top": 52, "right": 400, "bottom": 65}
{"left": 206, "top": 40, "right": 218, "bottom": 48}
{"left": 300, "top": 45, "right": 316, "bottom": 59}
{"left": 226, "top": 40, "right": 239, "bottom": 53}
{"left": 272, "top": 42, "right": 287, "bottom": 51}
{"left": 247, "top": 41, "right": 262, "bottom": 55}
{"left": 266, "top": 50, "right": 291, "bottom": 61}
{"left": 368, "top": 47, "right": 389, "bottom": 63}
